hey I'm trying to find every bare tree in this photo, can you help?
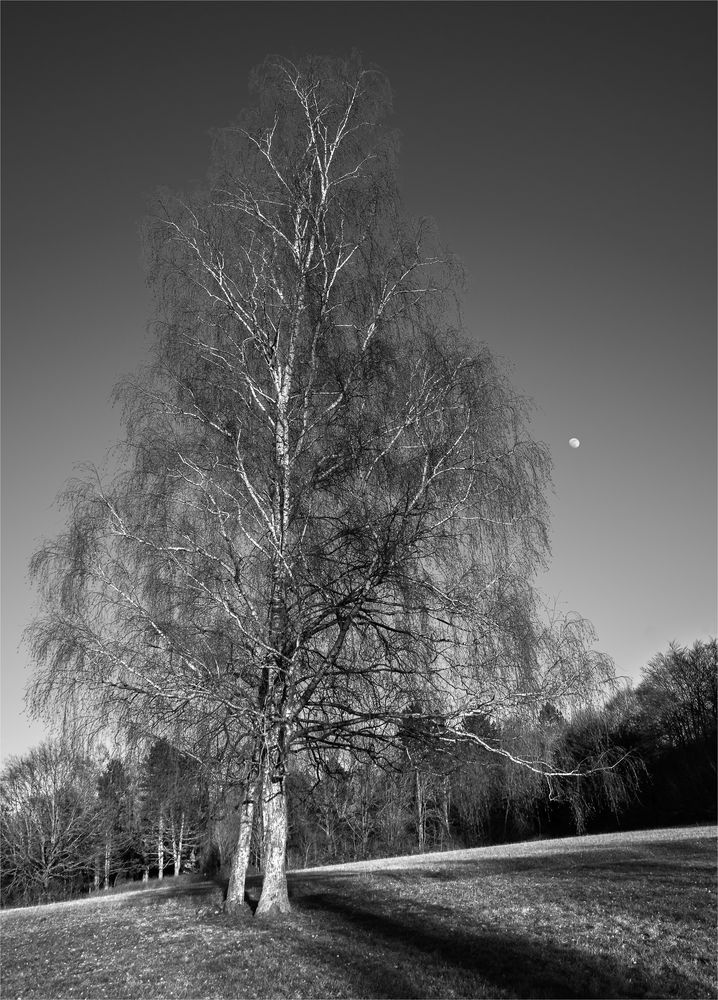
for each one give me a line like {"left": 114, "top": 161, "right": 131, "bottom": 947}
{"left": 27, "top": 54, "right": 616, "bottom": 919}
{"left": 96, "top": 757, "right": 134, "bottom": 890}
{"left": 639, "top": 639, "right": 717, "bottom": 753}
{"left": 0, "top": 741, "right": 98, "bottom": 905}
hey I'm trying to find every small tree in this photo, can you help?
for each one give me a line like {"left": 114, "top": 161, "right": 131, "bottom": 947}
{"left": 0, "top": 741, "right": 98, "bottom": 905}
{"left": 96, "top": 758, "right": 134, "bottom": 889}
{"left": 138, "top": 739, "right": 203, "bottom": 880}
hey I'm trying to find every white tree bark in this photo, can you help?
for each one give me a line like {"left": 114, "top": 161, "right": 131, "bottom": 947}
{"left": 157, "top": 814, "right": 164, "bottom": 881}
{"left": 225, "top": 778, "right": 257, "bottom": 915}
{"left": 171, "top": 812, "right": 185, "bottom": 876}
{"left": 255, "top": 764, "right": 290, "bottom": 919}
{"left": 103, "top": 836, "right": 111, "bottom": 890}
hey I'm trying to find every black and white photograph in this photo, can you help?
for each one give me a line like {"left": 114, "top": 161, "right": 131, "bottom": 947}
{"left": 1, "top": 2, "right": 716, "bottom": 997}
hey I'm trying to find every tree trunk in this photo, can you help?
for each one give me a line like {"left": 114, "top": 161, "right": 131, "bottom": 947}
{"left": 104, "top": 836, "right": 111, "bottom": 890}
{"left": 172, "top": 812, "right": 184, "bottom": 876}
{"left": 416, "top": 769, "right": 426, "bottom": 853}
{"left": 255, "top": 765, "right": 290, "bottom": 919}
{"left": 157, "top": 814, "right": 164, "bottom": 880}
{"left": 440, "top": 777, "right": 451, "bottom": 849}
{"left": 225, "top": 778, "right": 256, "bottom": 916}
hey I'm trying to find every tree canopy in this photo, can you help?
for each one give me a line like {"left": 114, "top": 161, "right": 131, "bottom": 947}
{"left": 27, "top": 54, "right": 616, "bottom": 917}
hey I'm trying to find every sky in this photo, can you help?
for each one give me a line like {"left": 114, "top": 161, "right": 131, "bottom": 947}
{"left": 2, "top": 2, "right": 716, "bottom": 763}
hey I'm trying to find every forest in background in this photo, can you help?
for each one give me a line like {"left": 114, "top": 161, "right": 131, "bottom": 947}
{"left": 2, "top": 638, "right": 714, "bottom": 908}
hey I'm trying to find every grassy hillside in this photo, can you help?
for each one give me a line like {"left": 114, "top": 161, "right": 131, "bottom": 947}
{"left": 1, "top": 826, "right": 715, "bottom": 999}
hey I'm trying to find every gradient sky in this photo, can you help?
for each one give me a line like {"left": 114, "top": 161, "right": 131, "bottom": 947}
{"left": 2, "top": 2, "right": 716, "bottom": 762}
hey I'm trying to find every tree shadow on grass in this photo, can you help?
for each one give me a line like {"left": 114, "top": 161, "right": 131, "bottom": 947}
{"left": 290, "top": 883, "right": 701, "bottom": 1000}
{"left": 123, "top": 876, "right": 226, "bottom": 909}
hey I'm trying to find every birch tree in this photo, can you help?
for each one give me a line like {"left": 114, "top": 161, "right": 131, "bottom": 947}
{"left": 27, "top": 54, "right": 616, "bottom": 919}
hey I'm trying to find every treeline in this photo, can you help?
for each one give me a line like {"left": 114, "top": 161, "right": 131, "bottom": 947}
{"left": 286, "top": 639, "right": 715, "bottom": 863}
{"left": 2, "top": 639, "right": 714, "bottom": 907}
{"left": 0, "top": 737, "right": 209, "bottom": 907}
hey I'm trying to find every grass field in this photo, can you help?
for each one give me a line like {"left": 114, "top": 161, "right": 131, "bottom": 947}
{"left": 1, "top": 826, "right": 715, "bottom": 999}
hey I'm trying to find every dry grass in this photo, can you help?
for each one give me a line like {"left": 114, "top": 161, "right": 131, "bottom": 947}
{"left": 1, "top": 826, "right": 715, "bottom": 999}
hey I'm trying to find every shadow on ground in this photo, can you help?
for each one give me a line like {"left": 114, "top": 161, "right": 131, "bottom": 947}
{"left": 115, "top": 853, "right": 712, "bottom": 998}
{"left": 279, "top": 867, "right": 710, "bottom": 1000}
{"left": 293, "top": 888, "right": 638, "bottom": 998}
{"left": 118, "top": 876, "right": 226, "bottom": 908}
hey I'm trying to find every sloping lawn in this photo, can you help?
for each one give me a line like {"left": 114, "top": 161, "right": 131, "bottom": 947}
{"left": 1, "top": 826, "right": 715, "bottom": 999}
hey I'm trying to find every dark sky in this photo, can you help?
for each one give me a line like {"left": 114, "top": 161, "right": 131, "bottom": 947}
{"left": 2, "top": 2, "right": 716, "bottom": 761}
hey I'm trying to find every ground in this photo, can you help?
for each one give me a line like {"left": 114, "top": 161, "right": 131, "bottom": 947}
{"left": 1, "top": 825, "right": 715, "bottom": 999}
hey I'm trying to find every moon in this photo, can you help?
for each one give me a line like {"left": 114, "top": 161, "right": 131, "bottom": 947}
{"left": 569, "top": 437, "right": 580, "bottom": 449}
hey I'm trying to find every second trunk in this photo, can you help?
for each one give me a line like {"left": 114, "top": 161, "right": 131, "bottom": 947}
{"left": 255, "top": 762, "right": 290, "bottom": 919}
